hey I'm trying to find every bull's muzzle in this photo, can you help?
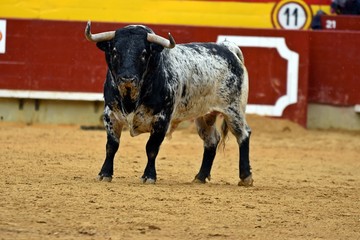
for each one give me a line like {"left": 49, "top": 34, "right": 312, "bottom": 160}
{"left": 118, "top": 78, "right": 139, "bottom": 100}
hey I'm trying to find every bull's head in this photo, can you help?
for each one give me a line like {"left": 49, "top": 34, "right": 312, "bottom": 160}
{"left": 85, "top": 21, "right": 176, "bottom": 101}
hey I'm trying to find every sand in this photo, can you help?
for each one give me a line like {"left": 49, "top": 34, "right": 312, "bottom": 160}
{"left": 0, "top": 115, "right": 359, "bottom": 239}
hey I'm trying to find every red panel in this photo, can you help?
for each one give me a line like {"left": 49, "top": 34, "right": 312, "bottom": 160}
{"left": 2, "top": 18, "right": 359, "bottom": 126}
{"left": 308, "top": 30, "right": 360, "bottom": 105}
{"left": 244, "top": 48, "right": 287, "bottom": 105}
{"left": 0, "top": 19, "right": 106, "bottom": 93}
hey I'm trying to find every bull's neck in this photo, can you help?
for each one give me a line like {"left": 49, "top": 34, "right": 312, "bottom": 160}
{"left": 139, "top": 51, "right": 171, "bottom": 114}
{"left": 120, "top": 93, "right": 137, "bottom": 114}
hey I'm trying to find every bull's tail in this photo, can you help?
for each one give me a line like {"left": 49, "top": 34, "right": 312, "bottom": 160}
{"left": 218, "top": 120, "right": 229, "bottom": 151}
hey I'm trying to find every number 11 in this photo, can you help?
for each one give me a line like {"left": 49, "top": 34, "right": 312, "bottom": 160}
{"left": 284, "top": 8, "right": 298, "bottom": 26}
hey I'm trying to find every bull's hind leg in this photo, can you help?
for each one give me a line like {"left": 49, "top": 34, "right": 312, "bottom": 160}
{"left": 193, "top": 114, "right": 220, "bottom": 183}
{"left": 238, "top": 125, "right": 253, "bottom": 186}
{"left": 98, "top": 106, "right": 123, "bottom": 182}
{"left": 223, "top": 107, "right": 253, "bottom": 186}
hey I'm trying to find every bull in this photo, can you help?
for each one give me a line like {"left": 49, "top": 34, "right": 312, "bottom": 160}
{"left": 85, "top": 21, "right": 253, "bottom": 186}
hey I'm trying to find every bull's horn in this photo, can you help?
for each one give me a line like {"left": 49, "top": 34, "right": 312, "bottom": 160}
{"left": 147, "top": 32, "right": 176, "bottom": 49}
{"left": 85, "top": 21, "right": 115, "bottom": 42}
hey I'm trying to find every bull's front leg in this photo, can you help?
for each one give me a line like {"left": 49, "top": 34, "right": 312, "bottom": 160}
{"left": 98, "top": 107, "right": 123, "bottom": 182}
{"left": 141, "top": 118, "right": 169, "bottom": 184}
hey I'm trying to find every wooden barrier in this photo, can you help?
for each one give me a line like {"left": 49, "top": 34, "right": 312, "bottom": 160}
{"left": 308, "top": 30, "right": 360, "bottom": 106}
{"left": 1, "top": 18, "right": 359, "bottom": 127}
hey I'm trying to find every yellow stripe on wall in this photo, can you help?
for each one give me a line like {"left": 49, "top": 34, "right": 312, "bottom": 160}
{"left": 0, "top": 0, "right": 328, "bottom": 28}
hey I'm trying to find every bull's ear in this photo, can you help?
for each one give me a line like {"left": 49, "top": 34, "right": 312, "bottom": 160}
{"left": 96, "top": 41, "right": 112, "bottom": 52}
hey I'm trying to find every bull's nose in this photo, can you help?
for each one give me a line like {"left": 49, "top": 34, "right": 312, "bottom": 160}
{"left": 118, "top": 77, "right": 136, "bottom": 84}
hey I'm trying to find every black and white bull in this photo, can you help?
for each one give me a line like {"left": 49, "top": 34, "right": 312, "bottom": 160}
{"left": 85, "top": 21, "right": 253, "bottom": 186}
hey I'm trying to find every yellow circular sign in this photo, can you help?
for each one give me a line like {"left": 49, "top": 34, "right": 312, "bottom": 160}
{"left": 271, "top": 0, "right": 313, "bottom": 30}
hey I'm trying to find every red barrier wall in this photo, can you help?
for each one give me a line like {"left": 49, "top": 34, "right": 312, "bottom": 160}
{"left": 1, "top": 18, "right": 359, "bottom": 127}
{"left": 308, "top": 30, "right": 360, "bottom": 106}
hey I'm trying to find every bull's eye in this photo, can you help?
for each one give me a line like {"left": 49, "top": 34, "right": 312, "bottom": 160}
{"left": 112, "top": 47, "right": 119, "bottom": 62}
{"left": 112, "top": 54, "right": 119, "bottom": 63}
{"left": 140, "top": 49, "right": 148, "bottom": 63}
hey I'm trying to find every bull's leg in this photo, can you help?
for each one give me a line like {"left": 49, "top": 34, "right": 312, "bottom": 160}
{"left": 193, "top": 114, "right": 220, "bottom": 183}
{"left": 223, "top": 109, "right": 253, "bottom": 186}
{"left": 238, "top": 125, "right": 253, "bottom": 186}
{"left": 98, "top": 107, "right": 123, "bottom": 182}
{"left": 141, "top": 119, "right": 168, "bottom": 184}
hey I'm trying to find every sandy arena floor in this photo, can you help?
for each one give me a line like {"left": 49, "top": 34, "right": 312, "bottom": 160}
{"left": 0, "top": 115, "right": 359, "bottom": 239}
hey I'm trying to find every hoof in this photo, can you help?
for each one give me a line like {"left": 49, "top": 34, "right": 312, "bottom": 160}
{"left": 238, "top": 175, "right": 253, "bottom": 187}
{"left": 97, "top": 175, "right": 112, "bottom": 182}
{"left": 193, "top": 174, "right": 211, "bottom": 184}
{"left": 141, "top": 177, "right": 156, "bottom": 184}
{"left": 192, "top": 178, "right": 206, "bottom": 184}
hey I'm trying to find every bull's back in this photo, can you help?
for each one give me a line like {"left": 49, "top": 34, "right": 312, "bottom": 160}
{"left": 168, "top": 43, "right": 237, "bottom": 82}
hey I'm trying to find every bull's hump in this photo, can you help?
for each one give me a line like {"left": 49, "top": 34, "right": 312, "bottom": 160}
{"left": 167, "top": 44, "right": 230, "bottom": 81}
